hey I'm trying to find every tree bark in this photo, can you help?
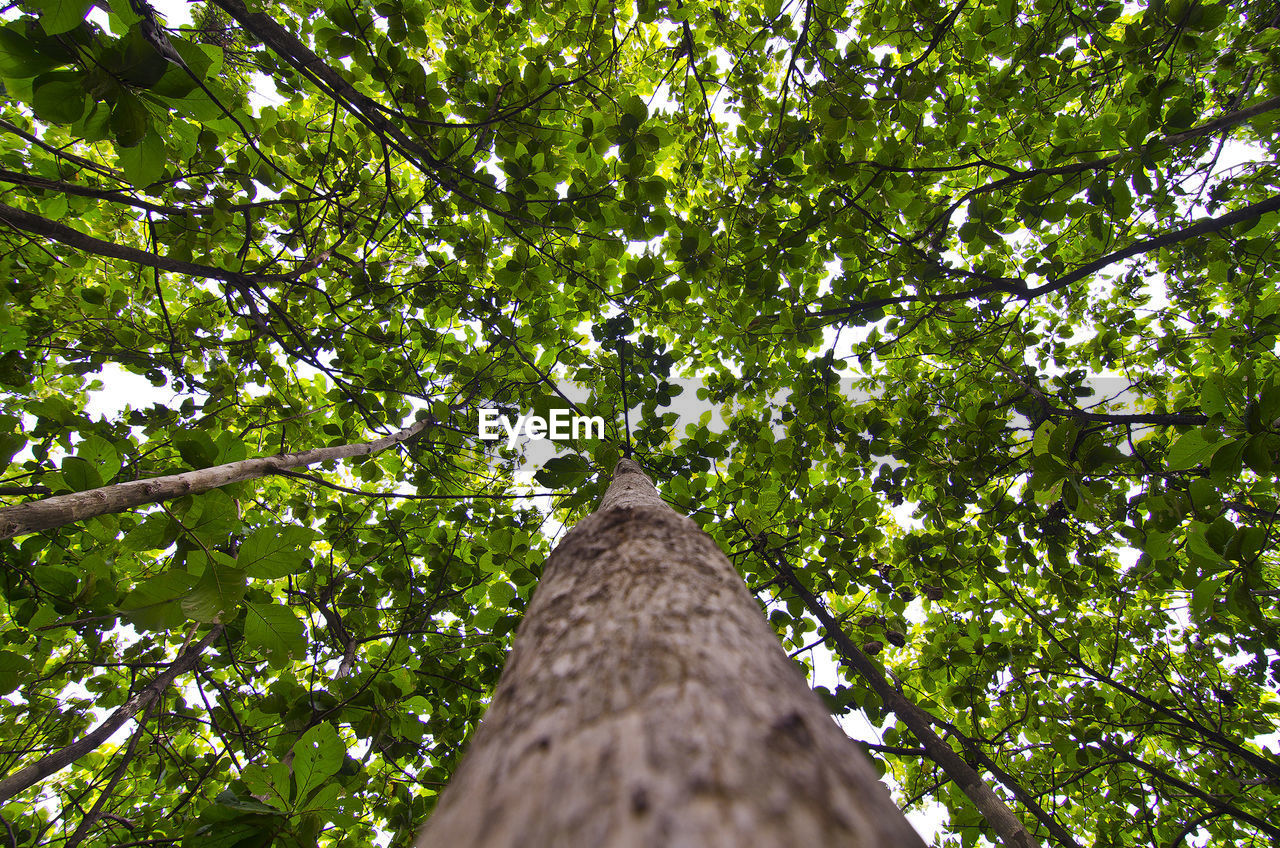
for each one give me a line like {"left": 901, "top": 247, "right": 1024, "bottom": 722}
{"left": 0, "top": 419, "right": 429, "bottom": 539}
{"left": 416, "top": 460, "right": 924, "bottom": 847}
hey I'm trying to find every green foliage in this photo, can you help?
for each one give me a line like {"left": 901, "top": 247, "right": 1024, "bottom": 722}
{"left": 1, "top": 0, "right": 1278, "bottom": 846}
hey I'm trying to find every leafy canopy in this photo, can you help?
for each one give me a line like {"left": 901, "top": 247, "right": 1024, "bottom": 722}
{"left": 1, "top": 0, "right": 1278, "bottom": 846}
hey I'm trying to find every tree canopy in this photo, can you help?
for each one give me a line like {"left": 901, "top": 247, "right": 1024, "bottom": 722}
{"left": 0, "top": 0, "right": 1278, "bottom": 846}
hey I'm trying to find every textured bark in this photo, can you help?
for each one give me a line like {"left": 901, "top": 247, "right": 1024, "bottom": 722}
{"left": 416, "top": 460, "right": 924, "bottom": 848}
{"left": 0, "top": 419, "right": 429, "bottom": 539}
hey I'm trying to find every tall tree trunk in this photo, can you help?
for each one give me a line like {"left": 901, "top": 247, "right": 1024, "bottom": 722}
{"left": 0, "top": 419, "right": 430, "bottom": 540}
{"left": 416, "top": 460, "right": 924, "bottom": 847}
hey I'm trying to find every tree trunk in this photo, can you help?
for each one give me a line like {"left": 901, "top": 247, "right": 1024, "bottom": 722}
{"left": 0, "top": 419, "right": 430, "bottom": 539}
{"left": 416, "top": 460, "right": 924, "bottom": 847}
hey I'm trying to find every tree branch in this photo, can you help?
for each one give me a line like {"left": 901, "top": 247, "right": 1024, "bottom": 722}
{"left": 63, "top": 700, "right": 154, "bottom": 848}
{"left": 208, "top": 0, "right": 536, "bottom": 226}
{"left": 0, "top": 418, "right": 432, "bottom": 539}
{"left": 0, "top": 626, "right": 222, "bottom": 805}
{"left": 0, "top": 202, "right": 295, "bottom": 285}
{"left": 809, "top": 192, "right": 1280, "bottom": 319}
{"left": 1024, "top": 192, "right": 1280, "bottom": 299}
{"left": 762, "top": 546, "right": 1072, "bottom": 848}
{"left": 1101, "top": 740, "right": 1280, "bottom": 840}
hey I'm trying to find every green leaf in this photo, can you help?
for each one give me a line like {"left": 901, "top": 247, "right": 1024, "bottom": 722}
{"left": 106, "top": 0, "right": 143, "bottom": 30}
{"left": 242, "top": 760, "right": 292, "bottom": 807}
{"left": 624, "top": 94, "right": 648, "bottom": 122}
{"left": 34, "top": 0, "right": 93, "bottom": 35}
{"left": 663, "top": 280, "right": 691, "bottom": 303}
{"left": 122, "top": 512, "right": 175, "bottom": 551}
{"left": 324, "top": 3, "right": 359, "bottom": 32}
{"left": 1258, "top": 381, "right": 1280, "bottom": 423}
{"left": 237, "top": 525, "right": 315, "bottom": 579}
{"left": 172, "top": 38, "right": 218, "bottom": 78}
{"left": 176, "top": 431, "right": 219, "bottom": 466}
{"left": 171, "top": 86, "right": 224, "bottom": 121}
{"left": 1191, "top": 574, "right": 1221, "bottom": 617}
{"left": 113, "top": 28, "right": 169, "bottom": 88}
{"left": 0, "top": 431, "right": 25, "bottom": 472}
{"left": 0, "top": 650, "right": 33, "bottom": 695}
{"left": 59, "top": 456, "right": 101, "bottom": 491}
{"left": 149, "top": 63, "right": 201, "bottom": 99}
{"left": 291, "top": 723, "right": 344, "bottom": 803}
{"left": 1164, "top": 100, "right": 1196, "bottom": 129}
{"left": 1186, "top": 522, "right": 1230, "bottom": 574}
{"left": 182, "top": 489, "right": 239, "bottom": 545}
{"left": 187, "top": 820, "right": 277, "bottom": 848}
{"left": 1034, "top": 477, "right": 1064, "bottom": 506}
{"left": 1199, "top": 377, "right": 1229, "bottom": 418}
{"left": 181, "top": 555, "right": 247, "bottom": 623}
{"left": 1209, "top": 438, "right": 1246, "bottom": 482}
{"left": 0, "top": 25, "right": 69, "bottom": 77}
{"left": 74, "top": 433, "right": 121, "bottom": 483}
{"left": 534, "top": 454, "right": 590, "bottom": 488}
{"left": 215, "top": 431, "right": 248, "bottom": 463}
{"left": 33, "top": 565, "right": 77, "bottom": 597}
{"left": 1165, "top": 431, "right": 1230, "bottom": 471}
{"left": 1243, "top": 435, "right": 1273, "bottom": 476}
{"left": 118, "top": 130, "right": 166, "bottom": 189}
{"left": 120, "top": 570, "right": 199, "bottom": 631}
{"left": 489, "top": 581, "right": 515, "bottom": 607}
{"left": 214, "top": 789, "right": 285, "bottom": 816}
{"left": 76, "top": 101, "right": 113, "bottom": 142}
{"left": 298, "top": 782, "right": 343, "bottom": 815}
{"left": 473, "top": 606, "right": 503, "bottom": 631}
{"left": 1188, "top": 476, "right": 1219, "bottom": 514}
{"left": 110, "top": 89, "right": 151, "bottom": 147}
{"left": 1033, "top": 422, "right": 1053, "bottom": 456}
{"left": 244, "top": 602, "right": 305, "bottom": 668}
{"left": 31, "top": 72, "right": 88, "bottom": 124}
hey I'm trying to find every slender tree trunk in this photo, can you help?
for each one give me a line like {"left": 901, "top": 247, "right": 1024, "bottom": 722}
{"left": 764, "top": 549, "right": 1062, "bottom": 848}
{"left": 0, "top": 419, "right": 430, "bottom": 540}
{"left": 416, "top": 460, "right": 924, "bottom": 847}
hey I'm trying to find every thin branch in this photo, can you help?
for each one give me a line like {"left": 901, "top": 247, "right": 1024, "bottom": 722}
{"left": 63, "top": 701, "right": 155, "bottom": 848}
{"left": 1102, "top": 740, "right": 1280, "bottom": 840}
{"left": 762, "top": 545, "right": 1067, "bottom": 848}
{"left": 0, "top": 627, "right": 222, "bottom": 805}
{"left": 809, "top": 193, "right": 1280, "bottom": 319}
{"left": 0, "top": 202, "right": 298, "bottom": 286}
{"left": 0, "top": 418, "right": 432, "bottom": 539}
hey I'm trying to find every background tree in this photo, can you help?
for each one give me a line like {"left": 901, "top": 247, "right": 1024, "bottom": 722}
{"left": 0, "top": 0, "right": 1277, "bottom": 846}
